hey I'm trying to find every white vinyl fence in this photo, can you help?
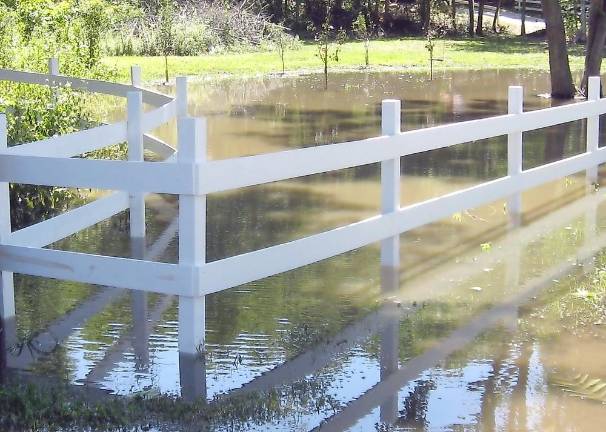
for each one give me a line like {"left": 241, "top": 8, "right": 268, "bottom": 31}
{"left": 0, "top": 61, "right": 604, "bottom": 356}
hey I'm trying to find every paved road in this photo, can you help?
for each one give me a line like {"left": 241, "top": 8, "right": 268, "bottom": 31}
{"left": 457, "top": 3, "right": 545, "bottom": 34}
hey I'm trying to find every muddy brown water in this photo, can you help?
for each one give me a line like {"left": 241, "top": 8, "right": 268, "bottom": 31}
{"left": 3, "top": 69, "right": 606, "bottom": 431}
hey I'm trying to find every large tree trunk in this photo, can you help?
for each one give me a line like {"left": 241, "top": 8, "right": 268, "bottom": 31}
{"left": 541, "top": 0, "right": 576, "bottom": 98}
{"left": 451, "top": 0, "right": 457, "bottom": 31}
{"left": 468, "top": 0, "right": 475, "bottom": 36}
{"left": 492, "top": 0, "right": 502, "bottom": 32}
{"left": 576, "top": 0, "right": 588, "bottom": 43}
{"left": 581, "top": 0, "right": 606, "bottom": 95}
{"left": 476, "top": 0, "right": 485, "bottom": 35}
{"left": 520, "top": 0, "right": 526, "bottom": 36}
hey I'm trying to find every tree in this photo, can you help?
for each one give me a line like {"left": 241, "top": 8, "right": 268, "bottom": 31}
{"left": 352, "top": 12, "right": 370, "bottom": 66}
{"left": 476, "top": 0, "right": 486, "bottom": 35}
{"left": 581, "top": 0, "right": 606, "bottom": 95}
{"left": 270, "top": 24, "right": 291, "bottom": 74}
{"left": 467, "top": 0, "right": 475, "bottom": 36}
{"left": 420, "top": 0, "right": 431, "bottom": 33}
{"left": 314, "top": 1, "right": 345, "bottom": 89}
{"left": 492, "top": 0, "right": 502, "bottom": 32}
{"left": 159, "top": 0, "right": 174, "bottom": 84}
{"left": 540, "top": 0, "right": 576, "bottom": 98}
{"left": 520, "top": 0, "right": 527, "bottom": 36}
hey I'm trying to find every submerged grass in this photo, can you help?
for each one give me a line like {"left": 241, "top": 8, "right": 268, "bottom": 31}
{"left": 0, "top": 377, "right": 338, "bottom": 431}
{"left": 103, "top": 36, "right": 587, "bottom": 83}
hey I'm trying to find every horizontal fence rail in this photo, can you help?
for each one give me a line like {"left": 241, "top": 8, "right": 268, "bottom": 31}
{"left": 0, "top": 62, "right": 604, "bottom": 356}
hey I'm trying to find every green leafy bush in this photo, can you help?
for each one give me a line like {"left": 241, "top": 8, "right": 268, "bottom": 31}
{"left": 0, "top": 0, "right": 120, "bottom": 228}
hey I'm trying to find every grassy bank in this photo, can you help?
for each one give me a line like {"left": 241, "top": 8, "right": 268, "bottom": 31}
{"left": 103, "top": 36, "right": 586, "bottom": 83}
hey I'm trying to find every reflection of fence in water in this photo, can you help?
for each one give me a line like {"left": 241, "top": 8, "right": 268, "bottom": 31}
{"left": 0, "top": 61, "right": 604, "bottom": 371}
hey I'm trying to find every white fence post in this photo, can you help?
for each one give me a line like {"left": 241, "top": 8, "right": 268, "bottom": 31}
{"left": 127, "top": 91, "right": 146, "bottom": 251}
{"left": 0, "top": 113, "right": 15, "bottom": 320}
{"left": 131, "top": 65, "right": 142, "bottom": 87}
{"left": 48, "top": 57, "right": 59, "bottom": 76}
{"left": 508, "top": 86, "right": 524, "bottom": 227}
{"left": 178, "top": 117, "right": 206, "bottom": 355}
{"left": 176, "top": 76, "right": 188, "bottom": 118}
{"left": 48, "top": 57, "right": 59, "bottom": 106}
{"left": 587, "top": 76, "right": 601, "bottom": 186}
{"left": 380, "top": 100, "right": 401, "bottom": 268}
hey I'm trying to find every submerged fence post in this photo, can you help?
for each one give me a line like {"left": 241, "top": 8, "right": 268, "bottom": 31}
{"left": 176, "top": 76, "right": 188, "bottom": 118}
{"left": 507, "top": 86, "right": 523, "bottom": 228}
{"left": 587, "top": 76, "right": 601, "bottom": 187}
{"left": 131, "top": 65, "right": 142, "bottom": 87}
{"left": 178, "top": 117, "right": 206, "bottom": 356}
{"left": 0, "top": 114, "right": 15, "bottom": 320}
{"left": 380, "top": 100, "right": 401, "bottom": 268}
{"left": 127, "top": 91, "right": 146, "bottom": 252}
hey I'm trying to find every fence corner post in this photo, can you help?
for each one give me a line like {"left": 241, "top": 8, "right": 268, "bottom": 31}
{"left": 127, "top": 91, "right": 146, "bottom": 255}
{"left": 380, "top": 99, "right": 401, "bottom": 268}
{"left": 587, "top": 76, "right": 601, "bottom": 187}
{"left": 0, "top": 113, "right": 15, "bottom": 320}
{"left": 178, "top": 116, "right": 206, "bottom": 357}
{"left": 131, "top": 65, "right": 142, "bottom": 87}
{"left": 507, "top": 86, "right": 524, "bottom": 228}
{"left": 176, "top": 76, "right": 188, "bottom": 118}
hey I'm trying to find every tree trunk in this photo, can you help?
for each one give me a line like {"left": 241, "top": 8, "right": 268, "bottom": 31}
{"left": 419, "top": 0, "right": 431, "bottom": 33}
{"left": 492, "top": 0, "right": 502, "bottom": 32}
{"left": 577, "top": 0, "right": 588, "bottom": 42}
{"left": 521, "top": 0, "right": 526, "bottom": 36}
{"left": 451, "top": 0, "right": 457, "bottom": 31}
{"left": 468, "top": 0, "right": 475, "bottom": 36}
{"left": 581, "top": 0, "right": 606, "bottom": 95}
{"left": 476, "top": 0, "right": 485, "bottom": 35}
{"left": 541, "top": 0, "right": 576, "bottom": 98}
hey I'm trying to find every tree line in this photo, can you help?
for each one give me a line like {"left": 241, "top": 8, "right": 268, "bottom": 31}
{"left": 135, "top": 0, "right": 505, "bottom": 37}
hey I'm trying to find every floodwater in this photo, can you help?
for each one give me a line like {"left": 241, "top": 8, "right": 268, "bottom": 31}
{"left": 3, "top": 69, "right": 606, "bottom": 431}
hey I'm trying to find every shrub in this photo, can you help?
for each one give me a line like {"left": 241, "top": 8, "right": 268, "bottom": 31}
{"left": 104, "top": 1, "right": 297, "bottom": 56}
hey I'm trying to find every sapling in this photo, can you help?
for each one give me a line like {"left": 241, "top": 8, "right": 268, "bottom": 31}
{"left": 352, "top": 13, "right": 370, "bottom": 67}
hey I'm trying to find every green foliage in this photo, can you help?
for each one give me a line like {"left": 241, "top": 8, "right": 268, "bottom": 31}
{"left": 0, "top": 0, "right": 118, "bottom": 228}
{"left": 560, "top": 0, "right": 581, "bottom": 40}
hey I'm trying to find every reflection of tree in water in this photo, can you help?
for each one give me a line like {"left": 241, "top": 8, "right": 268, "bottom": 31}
{"left": 396, "top": 378, "right": 435, "bottom": 429}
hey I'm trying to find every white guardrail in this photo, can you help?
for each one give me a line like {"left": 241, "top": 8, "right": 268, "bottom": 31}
{"left": 0, "top": 60, "right": 604, "bottom": 355}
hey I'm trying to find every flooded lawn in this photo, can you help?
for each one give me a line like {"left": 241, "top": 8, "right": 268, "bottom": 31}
{"left": 3, "top": 69, "right": 606, "bottom": 431}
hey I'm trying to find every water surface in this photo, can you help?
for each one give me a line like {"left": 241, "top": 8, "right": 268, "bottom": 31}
{"left": 3, "top": 69, "right": 606, "bottom": 431}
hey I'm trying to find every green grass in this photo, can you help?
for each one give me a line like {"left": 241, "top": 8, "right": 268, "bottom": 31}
{"left": 102, "top": 36, "right": 587, "bottom": 83}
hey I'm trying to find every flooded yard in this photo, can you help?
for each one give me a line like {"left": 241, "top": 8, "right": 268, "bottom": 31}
{"left": 3, "top": 69, "right": 606, "bottom": 431}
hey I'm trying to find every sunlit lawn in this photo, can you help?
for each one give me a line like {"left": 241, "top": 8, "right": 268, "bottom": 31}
{"left": 103, "top": 36, "right": 586, "bottom": 83}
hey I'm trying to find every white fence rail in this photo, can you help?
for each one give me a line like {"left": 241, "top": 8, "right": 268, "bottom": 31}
{"left": 0, "top": 61, "right": 604, "bottom": 356}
